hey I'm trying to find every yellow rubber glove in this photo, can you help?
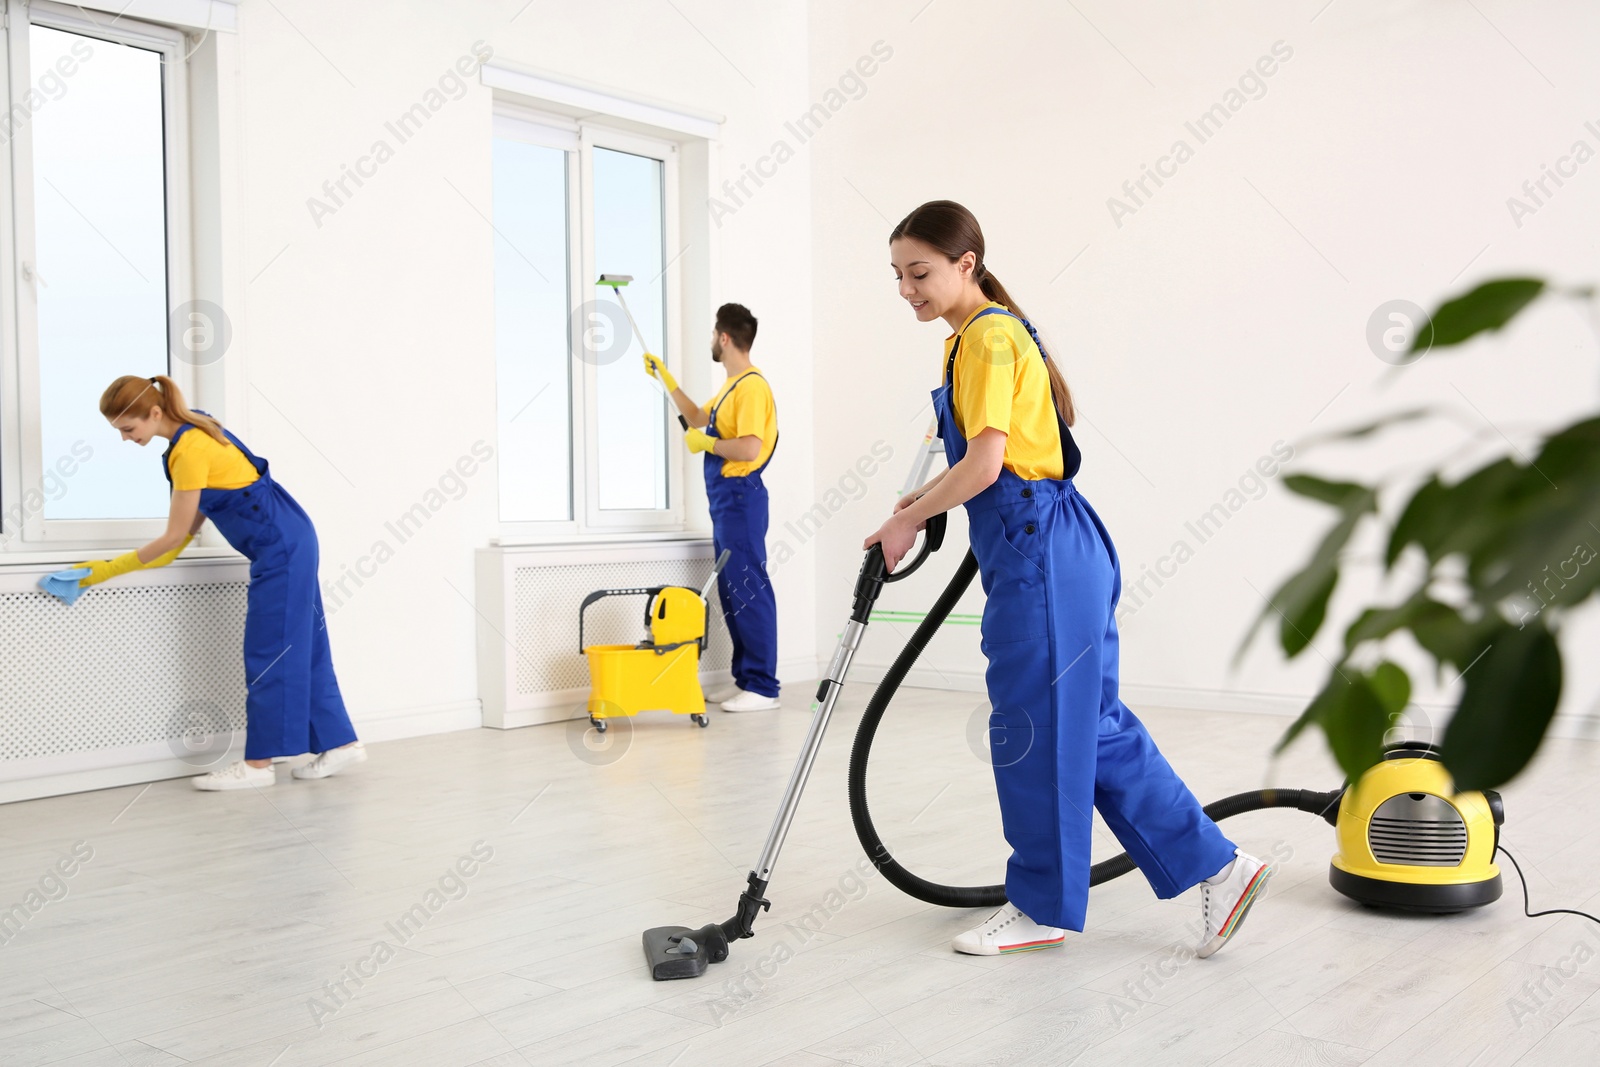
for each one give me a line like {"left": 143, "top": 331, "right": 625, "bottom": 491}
{"left": 684, "top": 428, "right": 717, "bottom": 455}
{"left": 76, "top": 535, "right": 193, "bottom": 587}
{"left": 643, "top": 352, "right": 677, "bottom": 392}
{"left": 75, "top": 551, "right": 147, "bottom": 588}
{"left": 145, "top": 534, "right": 193, "bottom": 570}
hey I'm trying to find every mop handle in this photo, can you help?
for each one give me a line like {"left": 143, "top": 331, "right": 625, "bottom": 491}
{"left": 698, "top": 549, "right": 731, "bottom": 602}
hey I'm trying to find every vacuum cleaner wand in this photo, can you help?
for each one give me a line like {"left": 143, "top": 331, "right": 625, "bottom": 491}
{"left": 642, "top": 514, "right": 949, "bottom": 980}
{"left": 598, "top": 273, "right": 688, "bottom": 430}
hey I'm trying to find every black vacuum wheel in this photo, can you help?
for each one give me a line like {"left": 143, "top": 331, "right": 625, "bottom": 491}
{"left": 692, "top": 714, "right": 708, "bottom": 727}
{"left": 590, "top": 716, "right": 607, "bottom": 733}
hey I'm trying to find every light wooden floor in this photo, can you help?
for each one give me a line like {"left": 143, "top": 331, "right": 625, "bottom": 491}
{"left": 3, "top": 684, "right": 1599, "bottom": 1066}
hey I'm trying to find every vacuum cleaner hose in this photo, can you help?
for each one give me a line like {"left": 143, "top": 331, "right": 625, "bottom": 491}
{"left": 846, "top": 548, "right": 1344, "bottom": 909}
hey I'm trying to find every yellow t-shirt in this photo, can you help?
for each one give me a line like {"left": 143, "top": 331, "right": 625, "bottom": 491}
{"left": 701, "top": 368, "right": 777, "bottom": 478}
{"left": 944, "top": 302, "right": 1064, "bottom": 480}
{"left": 167, "top": 428, "right": 260, "bottom": 491}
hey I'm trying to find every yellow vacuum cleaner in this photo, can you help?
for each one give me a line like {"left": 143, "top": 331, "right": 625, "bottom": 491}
{"left": 1329, "top": 740, "right": 1503, "bottom": 911}
{"left": 580, "top": 550, "right": 729, "bottom": 733}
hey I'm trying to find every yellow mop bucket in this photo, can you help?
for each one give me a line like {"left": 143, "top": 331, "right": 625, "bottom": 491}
{"left": 580, "top": 550, "right": 729, "bottom": 733}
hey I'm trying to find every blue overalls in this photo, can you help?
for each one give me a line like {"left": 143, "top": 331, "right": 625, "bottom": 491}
{"left": 938, "top": 309, "right": 1235, "bottom": 931}
{"left": 704, "top": 371, "right": 779, "bottom": 699}
{"left": 163, "top": 420, "right": 357, "bottom": 762}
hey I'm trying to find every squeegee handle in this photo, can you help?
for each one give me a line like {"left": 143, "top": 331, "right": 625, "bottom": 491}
{"left": 611, "top": 284, "right": 686, "bottom": 430}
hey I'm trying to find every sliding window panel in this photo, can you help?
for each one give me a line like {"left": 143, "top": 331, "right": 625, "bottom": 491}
{"left": 492, "top": 125, "right": 575, "bottom": 524}
{"left": 589, "top": 143, "right": 673, "bottom": 517}
{"left": 31, "top": 24, "right": 170, "bottom": 521}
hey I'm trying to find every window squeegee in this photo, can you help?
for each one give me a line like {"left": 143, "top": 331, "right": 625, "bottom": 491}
{"left": 597, "top": 273, "right": 687, "bottom": 429}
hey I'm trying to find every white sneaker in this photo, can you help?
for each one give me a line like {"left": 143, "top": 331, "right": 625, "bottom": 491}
{"left": 193, "top": 760, "right": 275, "bottom": 791}
{"left": 705, "top": 682, "right": 741, "bottom": 703}
{"left": 952, "top": 904, "right": 1067, "bottom": 956}
{"left": 720, "top": 689, "right": 780, "bottom": 712}
{"left": 291, "top": 741, "right": 368, "bottom": 780}
{"left": 1197, "top": 849, "right": 1274, "bottom": 959}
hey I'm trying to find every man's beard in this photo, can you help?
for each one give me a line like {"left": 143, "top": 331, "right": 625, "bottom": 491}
{"left": 711, "top": 339, "right": 723, "bottom": 362}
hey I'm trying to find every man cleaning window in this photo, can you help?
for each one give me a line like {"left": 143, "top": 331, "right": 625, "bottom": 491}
{"left": 644, "top": 303, "right": 780, "bottom": 712}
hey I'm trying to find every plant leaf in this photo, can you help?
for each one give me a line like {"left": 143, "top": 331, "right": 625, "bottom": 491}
{"left": 1298, "top": 407, "right": 1438, "bottom": 449}
{"left": 1384, "top": 476, "right": 1446, "bottom": 569}
{"left": 1236, "top": 486, "right": 1376, "bottom": 664}
{"left": 1413, "top": 277, "right": 1545, "bottom": 351}
{"left": 1409, "top": 602, "right": 1497, "bottom": 677}
{"left": 1275, "top": 670, "right": 1342, "bottom": 756}
{"left": 1276, "top": 667, "right": 1403, "bottom": 782}
{"left": 1283, "top": 475, "right": 1371, "bottom": 507}
{"left": 1439, "top": 622, "right": 1563, "bottom": 790}
{"left": 1280, "top": 568, "right": 1338, "bottom": 657}
{"left": 1322, "top": 674, "right": 1394, "bottom": 781}
{"left": 1368, "top": 661, "right": 1412, "bottom": 716}
{"left": 1390, "top": 458, "right": 1523, "bottom": 569}
{"left": 1342, "top": 588, "right": 1433, "bottom": 654}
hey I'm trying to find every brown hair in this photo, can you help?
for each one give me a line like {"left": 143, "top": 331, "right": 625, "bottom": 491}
{"left": 714, "top": 302, "right": 758, "bottom": 353}
{"left": 99, "top": 374, "right": 227, "bottom": 444}
{"left": 890, "top": 200, "right": 1075, "bottom": 426}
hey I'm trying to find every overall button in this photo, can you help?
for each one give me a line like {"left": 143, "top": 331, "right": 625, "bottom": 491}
{"left": 1020, "top": 487, "right": 1032, "bottom": 498}
{"left": 1024, "top": 523, "right": 1036, "bottom": 534}
{"left": 252, "top": 505, "right": 260, "bottom": 511}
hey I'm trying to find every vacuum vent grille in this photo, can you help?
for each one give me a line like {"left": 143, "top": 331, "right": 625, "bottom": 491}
{"left": 1368, "top": 793, "right": 1468, "bottom": 866}
{"left": 0, "top": 582, "right": 249, "bottom": 762}
{"left": 512, "top": 558, "right": 730, "bottom": 695}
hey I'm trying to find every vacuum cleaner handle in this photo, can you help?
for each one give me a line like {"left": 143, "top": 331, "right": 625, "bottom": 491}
{"left": 853, "top": 511, "right": 948, "bottom": 623}
{"left": 885, "top": 510, "right": 946, "bottom": 580}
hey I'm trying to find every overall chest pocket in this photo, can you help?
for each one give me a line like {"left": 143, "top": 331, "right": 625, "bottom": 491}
{"left": 205, "top": 486, "right": 283, "bottom": 556}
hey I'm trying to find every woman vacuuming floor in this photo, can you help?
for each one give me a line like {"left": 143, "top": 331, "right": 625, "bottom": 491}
{"left": 865, "top": 201, "right": 1272, "bottom": 957}
{"left": 81, "top": 375, "right": 366, "bottom": 790}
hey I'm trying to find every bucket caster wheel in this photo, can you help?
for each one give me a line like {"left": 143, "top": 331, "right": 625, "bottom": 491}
{"left": 589, "top": 716, "right": 607, "bottom": 733}
{"left": 691, "top": 714, "right": 708, "bottom": 728}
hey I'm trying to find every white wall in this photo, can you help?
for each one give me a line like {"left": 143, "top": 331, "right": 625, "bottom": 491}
{"left": 218, "top": 0, "right": 817, "bottom": 733}
{"left": 806, "top": 0, "right": 1600, "bottom": 728}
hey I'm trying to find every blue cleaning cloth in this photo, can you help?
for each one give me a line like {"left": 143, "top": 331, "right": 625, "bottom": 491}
{"left": 38, "top": 567, "right": 92, "bottom": 606}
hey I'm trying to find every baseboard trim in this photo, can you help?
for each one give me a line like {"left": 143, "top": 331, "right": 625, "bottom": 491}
{"left": 353, "top": 699, "right": 483, "bottom": 743}
{"left": 842, "top": 667, "right": 1600, "bottom": 742}
{"left": 0, "top": 699, "right": 486, "bottom": 804}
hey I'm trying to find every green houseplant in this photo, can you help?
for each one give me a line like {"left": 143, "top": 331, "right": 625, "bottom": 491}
{"left": 1242, "top": 278, "right": 1600, "bottom": 790}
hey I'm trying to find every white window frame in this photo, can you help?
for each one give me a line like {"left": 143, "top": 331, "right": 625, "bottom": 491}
{"left": 492, "top": 104, "right": 685, "bottom": 540}
{"left": 0, "top": 0, "right": 194, "bottom": 549}
{"left": 492, "top": 108, "right": 581, "bottom": 535}
{"left": 578, "top": 124, "right": 682, "bottom": 533}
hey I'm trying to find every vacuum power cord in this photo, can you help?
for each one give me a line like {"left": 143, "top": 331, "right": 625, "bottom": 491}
{"left": 1497, "top": 844, "right": 1600, "bottom": 928}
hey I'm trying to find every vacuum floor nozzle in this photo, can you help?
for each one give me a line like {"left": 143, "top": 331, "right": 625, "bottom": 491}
{"left": 643, "top": 922, "right": 729, "bottom": 980}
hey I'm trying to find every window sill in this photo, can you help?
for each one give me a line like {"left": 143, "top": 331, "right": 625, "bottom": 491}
{"left": 489, "top": 529, "right": 712, "bottom": 549}
{"left": 0, "top": 546, "right": 244, "bottom": 571}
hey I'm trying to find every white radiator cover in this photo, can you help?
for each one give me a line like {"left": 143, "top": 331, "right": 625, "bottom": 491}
{"left": 475, "top": 540, "right": 731, "bottom": 728}
{"left": 0, "top": 558, "right": 253, "bottom": 803}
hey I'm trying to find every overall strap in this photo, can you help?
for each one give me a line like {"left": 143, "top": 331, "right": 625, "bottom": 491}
{"left": 708, "top": 369, "right": 765, "bottom": 428}
{"left": 944, "top": 307, "right": 1016, "bottom": 386}
{"left": 162, "top": 411, "right": 266, "bottom": 485}
{"left": 191, "top": 409, "right": 266, "bottom": 469}
{"left": 943, "top": 307, "right": 1078, "bottom": 479}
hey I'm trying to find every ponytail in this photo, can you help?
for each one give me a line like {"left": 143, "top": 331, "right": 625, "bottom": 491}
{"left": 893, "top": 199, "right": 1076, "bottom": 428}
{"left": 99, "top": 374, "right": 227, "bottom": 443}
